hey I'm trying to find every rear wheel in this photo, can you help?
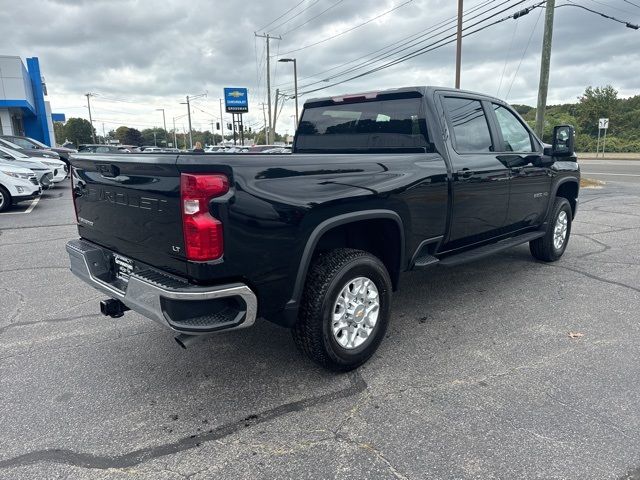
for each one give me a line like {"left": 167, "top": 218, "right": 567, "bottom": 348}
{"left": 293, "top": 248, "right": 392, "bottom": 371}
{"left": 0, "top": 186, "right": 11, "bottom": 212}
{"left": 530, "top": 197, "right": 572, "bottom": 262}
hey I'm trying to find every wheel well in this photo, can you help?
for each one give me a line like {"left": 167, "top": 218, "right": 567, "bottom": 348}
{"left": 313, "top": 219, "right": 402, "bottom": 290}
{"left": 556, "top": 181, "right": 578, "bottom": 217}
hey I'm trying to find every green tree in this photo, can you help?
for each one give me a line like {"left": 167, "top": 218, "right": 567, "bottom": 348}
{"left": 577, "top": 85, "right": 619, "bottom": 136}
{"left": 63, "top": 118, "right": 95, "bottom": 146}
{"left": 53, "top": 121, "right": 66, "bottom": 145}
{"left": 141, "top": 127, "right": 168, "bottom": 146}
{"left": 114, "top": 126, "right": 130, "bottom": 144}
{"left": 114, "top": 126, "right": 142, "bottom": 146}
{"left": 124, "top": 128, "right": 142, "bottom": 146}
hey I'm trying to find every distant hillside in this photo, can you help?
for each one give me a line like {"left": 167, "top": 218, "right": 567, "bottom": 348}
{"left": 512, "top": 86, "right": 640, "bottom": 153}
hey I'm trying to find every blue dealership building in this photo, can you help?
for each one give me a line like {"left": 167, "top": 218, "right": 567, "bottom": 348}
{"left": 0, "top": 56, "right": 57, "bottom": 147}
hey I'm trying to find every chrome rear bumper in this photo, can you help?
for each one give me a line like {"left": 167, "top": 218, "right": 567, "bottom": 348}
{"left": 66, "top": 239, "right": 257, "bottom": 334}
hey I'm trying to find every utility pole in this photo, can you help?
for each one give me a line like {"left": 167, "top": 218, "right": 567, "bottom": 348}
{"left": 219, "top": 98, "right": 225, "bottom": 145}
{"left": 102, "top": 123, "right": 106, "bottom": 144}
{"left": 210, "top": 120, "right": 215, "bottom": 145}
{"left": 156, "top": 108, "right": 167, "bottom": 146}
{"left": 260, "top": 102, "right": 268, "bottom": 145}
{"left": 186, "top": 96, "right": 193, "bottom": 148}
{"left": 85, "top": 93, "right": 96, "bottom": 143}
{"left": 535, "top": 0, "right": 556, "bottom": 139}
{"left": 255, "top": 32, "right": 282, "bottom": 144}
{"left": 273, "top": 88, "right": 280, "bottom": 142}
{"left": 455, "top": 0, "right": 463, "bottom": 89}
{"left": 172, "top": 117, "right": 177, "bottom": 148}
{"left": 181, "top": 92, "right": 207, "bottom": 149}
{"left": 278, "top": 58, "right": 299, "bottom": 129}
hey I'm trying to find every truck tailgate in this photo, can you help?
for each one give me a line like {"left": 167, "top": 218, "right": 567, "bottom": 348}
{"left": 71, "top": 154, "right": 187, "bottom": 277}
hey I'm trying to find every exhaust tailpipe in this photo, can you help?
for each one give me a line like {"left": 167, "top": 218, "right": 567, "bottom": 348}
{"left": 175, "top": 333, "right": 210, "bottom": 349}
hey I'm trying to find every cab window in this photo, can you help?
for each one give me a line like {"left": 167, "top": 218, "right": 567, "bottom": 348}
{"left": 492, "top": 104, "right": 534, "bottom": 152}
{"left": 443, "top": 97, "right": 493, "bottom": 153}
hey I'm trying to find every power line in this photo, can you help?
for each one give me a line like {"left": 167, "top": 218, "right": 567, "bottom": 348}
{"left": 272, "top": 0, "right": 497, "bottom": 89}
{"left": 559, "top": 1, "right": 640, "bottom": 28}
{"left": 277, "top": 0, "right": 415, "bottom": 56}
{"left": 281, "top": 0, "right": 346, "bottom": 36}
{"left": 294, "top": 1, "right": 541, "bottom": 97}
{"left": 267, "top": 0, "right": 321, "bottom": 34}
{"left": 287, "top": 0, "right": 532, "bottom": 96}
{"left": 505, "top": 5, "right": 543, "bottom": 99}
{"left": 256, "top": 0, "right": 307, "bottom": 32}
{"left": 92, "top": 118, "right": 163, "bottom": 128}
{"left": 622, "top": 0, "right": 640, "bottom": 9}
{"left": 583, "top": 0, "right": 638, "bottom": 16}
{"left": 281, "top": 0, "right": 512, "bottom": 92}
{"left": 497, "top": 16, "right": 519, "bottom": 96}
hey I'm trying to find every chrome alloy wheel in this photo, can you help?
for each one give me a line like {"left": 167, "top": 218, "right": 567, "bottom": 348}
{"left": 554, "top": 210, "right": 568, "bottom": 250}
{"left": 0, "top": 190, "right": 5, "bottom": 210}
{"left": 332, "top": 276, "right": 380, "bottom": 350}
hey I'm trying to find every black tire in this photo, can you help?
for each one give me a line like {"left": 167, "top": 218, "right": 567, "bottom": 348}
{"left": 293, "top": 248, "right": 392, "bottom": 372}
{"left": 530, "top": 197, "right": 572, "bottom": 262}
{"left": 0, "top": 185, "right": 11, "bottom": 212}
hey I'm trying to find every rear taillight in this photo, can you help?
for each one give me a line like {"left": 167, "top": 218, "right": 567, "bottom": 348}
{"left": 180, "top": 173, "right": 229, "bottom": 261}
{"left": 71, "top": 167, "right": 79, "bottom": 222}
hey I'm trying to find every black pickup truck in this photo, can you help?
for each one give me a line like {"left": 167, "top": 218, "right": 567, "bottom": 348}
{"left": 66, "top": 86, "right": 580, "bottom": 371}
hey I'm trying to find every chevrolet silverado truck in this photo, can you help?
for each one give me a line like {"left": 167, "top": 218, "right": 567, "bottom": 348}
{"left": 66, "top": 86, "right": 580, "bottom": 371}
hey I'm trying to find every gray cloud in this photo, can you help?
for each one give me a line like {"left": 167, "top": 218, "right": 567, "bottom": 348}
{"left": 1, "top": 0, "right": 638, "bottom": 133}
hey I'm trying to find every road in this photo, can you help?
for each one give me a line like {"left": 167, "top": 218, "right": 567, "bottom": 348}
{"left": 1, "top": 172, "right": 639, "bottom": 479}
{"left": 580, "top": 158, "right": 640, "bottom": 184}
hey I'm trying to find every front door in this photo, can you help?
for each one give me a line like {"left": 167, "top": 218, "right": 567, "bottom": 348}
{"left": 490, "top": 103, "right": 552, "bottom": 230}
{"left": 440, "top": 95, "right": 510, "bottom": 249}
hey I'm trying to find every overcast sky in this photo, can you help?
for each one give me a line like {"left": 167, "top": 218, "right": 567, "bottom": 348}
{"left": 1, "top": 0, "right": 638, "bottom": 136}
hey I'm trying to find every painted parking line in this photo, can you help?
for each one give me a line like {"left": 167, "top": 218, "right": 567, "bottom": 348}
{"left": 24, "top": 196, "right": 40, "bottom": 213}
{"left": 0, "top": 197, "right": 40, "bottom": 215}
{"left": 581, "top": 172, "right": 640, "bottom": 177}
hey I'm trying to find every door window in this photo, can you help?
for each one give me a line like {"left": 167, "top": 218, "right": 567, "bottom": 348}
{"left": 443, "top": 97, "right": 493, "bottom": 153}
{"left": 493, "top": 104, "right": 534, "bottom": 152}
{"left": 8, "top": 136, "right": 32, "bottom": 149}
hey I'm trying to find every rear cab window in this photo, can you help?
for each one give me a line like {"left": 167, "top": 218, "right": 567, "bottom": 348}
{"left": 442, "top": 96, "right": 494, "bottom": 153}
{"left": 295, "top": 92, "right": 432, "bottom": 153}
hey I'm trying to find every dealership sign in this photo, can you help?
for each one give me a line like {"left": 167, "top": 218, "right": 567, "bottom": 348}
{"left": 224, "top": 88, "right": 249, "bottom": 113}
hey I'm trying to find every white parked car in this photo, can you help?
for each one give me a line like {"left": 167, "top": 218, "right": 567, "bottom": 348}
{"left": 0, "top": 145, "right": 54, "bottom": 189}
{"left": 4, "top": 146, "right": 68, "bottom": 183}
{"left": 0, "top": 163, "right": 41, "bottom": 212}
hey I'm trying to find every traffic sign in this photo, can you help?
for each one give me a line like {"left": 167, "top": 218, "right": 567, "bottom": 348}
{"left": 224, "top": 88, "right": 249, "bottom": 113}
{"left": 598, "top": 118, "right": 609, "bottom": 129}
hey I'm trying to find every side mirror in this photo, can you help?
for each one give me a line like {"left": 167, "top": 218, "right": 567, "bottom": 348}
{"left": 552, "top": 125, "right": 575, "bottom": 157}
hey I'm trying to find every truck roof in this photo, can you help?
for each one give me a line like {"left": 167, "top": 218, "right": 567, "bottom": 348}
{"left": 304, "top": 85, "right": 507, "bottom": 107}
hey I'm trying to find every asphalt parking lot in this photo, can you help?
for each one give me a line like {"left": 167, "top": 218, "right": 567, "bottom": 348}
{"left": 1, "top": 166, "right": 639, "bottom": 479}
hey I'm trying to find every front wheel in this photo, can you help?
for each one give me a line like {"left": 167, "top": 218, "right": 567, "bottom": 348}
{"left": 0, "top": 186, "right": 11, "bottom": 212}
{"left": 293, "top": 248, "right": 392, "bottom": 372}
{"left": 530, "top": 197, "right": 572, "bottom": 262}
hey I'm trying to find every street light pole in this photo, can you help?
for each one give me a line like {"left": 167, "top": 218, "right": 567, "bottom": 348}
{"left": 156, "top": 108, "right": 167, "bottom": 146}
{"left": 219, "top": 98, "right": 225, "bottom": 145}
{"left": 278, "top": 58, "right": 299, "bottom": 129}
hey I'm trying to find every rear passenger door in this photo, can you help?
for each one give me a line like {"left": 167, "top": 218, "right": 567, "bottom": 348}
{"left": 489, "top": 103, "right": 551, "bottom": 230}
{"left": 440, "top": 95, "right": 510, "bottom": 248}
